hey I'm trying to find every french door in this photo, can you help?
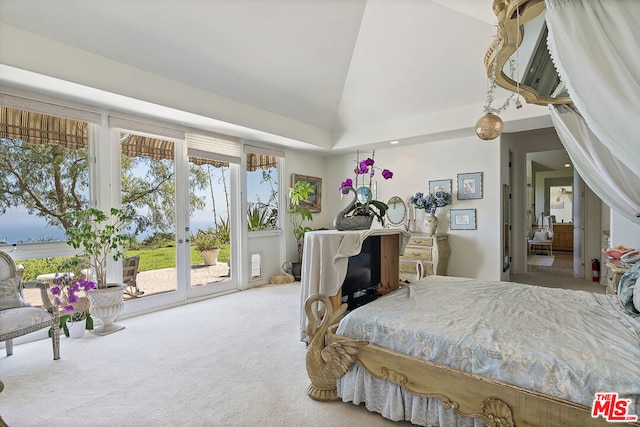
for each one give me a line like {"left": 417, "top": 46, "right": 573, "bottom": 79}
{"left": 183, "top": 148, "right": 238, "bottom": 298}
{"left": 112, "top": 122, "right": 239, "bottom": 316}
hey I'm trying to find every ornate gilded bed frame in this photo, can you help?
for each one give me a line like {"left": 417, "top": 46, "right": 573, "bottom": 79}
{"left": 487, "top": 0, "right": 572, "bottom": 106}
{"left": 304, "top": 295, "right": 639, "bottom": 427}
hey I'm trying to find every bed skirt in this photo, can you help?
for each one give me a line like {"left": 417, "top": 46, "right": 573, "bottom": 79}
{"left": 338, "top": 364, "right": 485, "bottom": 427}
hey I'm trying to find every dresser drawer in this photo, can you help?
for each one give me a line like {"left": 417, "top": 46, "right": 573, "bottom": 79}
{"left": 408, "top": 236, "right": 434, "bottom": 247}
{"left": 399, "top": 258, "right": 421, "bottom": 274}
{"left": 421, "top": 262, "right": 434, "bottom": 275}
{"left": 399, "top": 259, "right": 433, "bottom": 281}
{"left": 399, "top": 259, "right": 421, "bottom": 282}
{"left": 403, "top": 246, "right": 433, "bottom": 261}
{"left": 398, "top": 233, "right": 449, "bottom": 278}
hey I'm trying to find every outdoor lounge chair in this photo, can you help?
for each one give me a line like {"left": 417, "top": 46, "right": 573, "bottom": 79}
{"left": 123, "top": 256, "right": 143, "bottom": 298}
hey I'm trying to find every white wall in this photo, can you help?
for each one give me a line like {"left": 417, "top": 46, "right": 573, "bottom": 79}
{"left": 283, "top": 149, "right": 332, "bottom": 262}
{"left": 611, "top": 210, "right": 640, "bottom": 249}
{"left": 323, "top": 137, "right": 503, "bottom": 281}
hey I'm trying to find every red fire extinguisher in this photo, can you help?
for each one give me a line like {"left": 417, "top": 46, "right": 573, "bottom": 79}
{"left": 592, "top": 259, "right": 600, "bottom": 282}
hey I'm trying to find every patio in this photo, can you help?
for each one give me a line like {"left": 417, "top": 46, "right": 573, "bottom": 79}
{"left": 22, "top": 262, "right": 231, "bottom": 306}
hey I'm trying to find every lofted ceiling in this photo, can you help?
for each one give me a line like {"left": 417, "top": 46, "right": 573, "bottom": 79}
{"left": 0, "top": 0, "right": 553, "bottom": 152}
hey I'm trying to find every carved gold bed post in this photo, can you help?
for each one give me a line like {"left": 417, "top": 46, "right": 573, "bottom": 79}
{"left": 488, "top": 0, "right": 572, "bottom": 106}
{"left": 304, "top": 294, "right": 368, "bottom": 401}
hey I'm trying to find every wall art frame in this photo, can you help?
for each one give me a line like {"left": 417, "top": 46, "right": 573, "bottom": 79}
{"left": 429, "top": 179, "right": 452, "bottom": 195}
{"left": 291, "top": 174, "right": 322, "bottom": 213}
{"left": 450, "top": 208, "right": 477, "bottom": 230}
{"left": 457, "top": 172, "right": 483, "bottom": 200}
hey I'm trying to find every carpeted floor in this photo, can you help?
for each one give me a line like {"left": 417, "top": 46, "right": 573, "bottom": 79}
{"left": 2, "top": 264, "right": 606, "bottom": 426}
{"left": 0, "top": 283, "right": 406, "bottom": 427}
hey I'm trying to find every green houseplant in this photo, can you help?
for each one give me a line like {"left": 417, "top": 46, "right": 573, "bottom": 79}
{"left": 63, "top": 206, "right": 147, "bottom": 335}
{"left": 288, "top": 180, "right": 315, "bottom": 263}
{"left": 192, "top": 229, "right": 223, "bottom": 266}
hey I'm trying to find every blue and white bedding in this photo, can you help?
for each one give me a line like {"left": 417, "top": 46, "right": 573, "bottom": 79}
{"left": 336, "top": 276, "right": 640, "bottom": 426}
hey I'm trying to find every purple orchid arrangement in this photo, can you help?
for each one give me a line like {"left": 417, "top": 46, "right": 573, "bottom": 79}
{"left": 338, "top": 150, "right": 394, "bottom": 223}
{"left": 50, "top": 274, "right": 96, "bottom": 318}
{"left": 409, "top": 191, "right": 451, "bottom": 214}
{"left": 339, "top": 153, "right": 393, "bottom": 195}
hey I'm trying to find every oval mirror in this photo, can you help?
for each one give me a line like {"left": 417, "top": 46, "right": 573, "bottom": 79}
{"left": 488, "top": 0, "right": 571, "bottom": 105}
{"left": 386, "top": 196, "right": 406, "bottom": 226}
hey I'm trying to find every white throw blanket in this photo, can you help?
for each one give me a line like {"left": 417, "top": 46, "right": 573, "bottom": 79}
{"left": 299, "top": 228, "right": 410, "bottom": 341}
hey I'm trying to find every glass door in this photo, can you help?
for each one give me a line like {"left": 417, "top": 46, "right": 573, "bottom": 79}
{"left": 186, "top": 153, "right": 236, "bottom": 296}
{"left": 119, "top": 132, "right": 178, "bottom": 299}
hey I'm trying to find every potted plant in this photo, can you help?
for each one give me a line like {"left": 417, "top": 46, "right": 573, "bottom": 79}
{"left": 288, "top": 180, "right": 315, "bottom": 261}
{"left": 63, "top": 206, "right": 147, "bottom": 335}
{"left": 49, "top": 272, "right": 95, "bottom": 338}
{"left": 192, "top": 229, "right": 223, "bottom": 266}
{"left": 335, "top": 150, "right": 393, "bottom": 230}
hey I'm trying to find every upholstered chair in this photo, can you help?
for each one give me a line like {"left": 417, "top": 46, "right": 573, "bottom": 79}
{"left": 0, "top": 250, "right": 60, "bottom": 360}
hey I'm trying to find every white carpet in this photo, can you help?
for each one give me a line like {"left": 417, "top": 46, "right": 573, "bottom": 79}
{"left": 527, "top": 255, "right": 555, "bottom": 267}
{"left": 0, "top": 283, "right": 403, "bottom": 427}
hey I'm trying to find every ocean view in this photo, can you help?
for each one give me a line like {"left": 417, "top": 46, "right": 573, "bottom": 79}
{"left": 0, "top": 211, "right": 216, "bottom": 245}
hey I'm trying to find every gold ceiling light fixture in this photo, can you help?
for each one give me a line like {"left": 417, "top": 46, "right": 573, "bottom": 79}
{"left": 476, "top": 8, "right": 523, "bottom": 141}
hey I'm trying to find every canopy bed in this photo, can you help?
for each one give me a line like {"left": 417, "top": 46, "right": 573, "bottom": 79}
{"left": 304, "top": 271, "right": 640, "bottom": 426}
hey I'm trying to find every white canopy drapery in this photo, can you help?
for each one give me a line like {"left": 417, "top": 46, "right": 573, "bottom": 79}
{"left": 549, "top": 105, "right": 640, "bottom": 224}
{"left": 544, "top": 0, "right": 640, "bottom": 223}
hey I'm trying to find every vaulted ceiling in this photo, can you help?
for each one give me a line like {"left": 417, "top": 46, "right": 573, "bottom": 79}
{"left": 0, "top": 0, "right": 552, "bottom": 152}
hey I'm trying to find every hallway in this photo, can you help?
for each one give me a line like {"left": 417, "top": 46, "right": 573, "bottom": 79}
{"left": 513, "top": 252, "right": 606, "bottom": 294}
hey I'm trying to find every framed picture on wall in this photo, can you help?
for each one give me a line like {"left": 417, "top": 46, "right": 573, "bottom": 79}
{"left": 429, "top": 179, "right": 452, "bottom": 195}
{"left": 457, "top": 172, "right": 483, "bottom": 200}
{"left": 291, "top": 174, "right": 322, "bottom": 212}
{"left": 450, "top": 208, "right": 477, "bottom": 230}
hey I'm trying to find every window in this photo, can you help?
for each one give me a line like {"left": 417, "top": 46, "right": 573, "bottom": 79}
{"left": 0, "top": 106, "right": 92, "bottom": 244}
{"left": 245, "top": 145, "right": 282, "bottom": 231}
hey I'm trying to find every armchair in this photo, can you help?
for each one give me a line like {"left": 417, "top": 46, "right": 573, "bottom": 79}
{"left": 0, "top": 251, "right": 60, "bottom": 360}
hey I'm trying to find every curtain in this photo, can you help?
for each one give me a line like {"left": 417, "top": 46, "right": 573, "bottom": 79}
{"left": 544, "top": 0, "right": 640, "bottom": 223}
{"left": 550, "top": 104, "right": 640, "bottom": 224}
{"left": 545, "top": 0, "right": 640, "bottom": 178}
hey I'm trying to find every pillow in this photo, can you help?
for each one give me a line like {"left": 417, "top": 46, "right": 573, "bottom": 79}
{"left": 533, "top": 231, "right": 549, "bottom": 241}
{"left": 0, "top": 277, "right": 30, "bottom": 310}
{"left": 617, "top": 261, "right": 640, "bottom": 316}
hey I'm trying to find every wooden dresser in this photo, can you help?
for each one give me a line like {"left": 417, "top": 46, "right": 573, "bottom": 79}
{"left": 552, "top": 223, "right": 574, "bottom": 252}
{"left": 399, "top": 233, "right": 449, "bottom": 282}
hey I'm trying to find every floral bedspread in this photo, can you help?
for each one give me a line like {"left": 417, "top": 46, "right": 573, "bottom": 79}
{"left": 336, "top": 276, "right": 640, "bottom": 411}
